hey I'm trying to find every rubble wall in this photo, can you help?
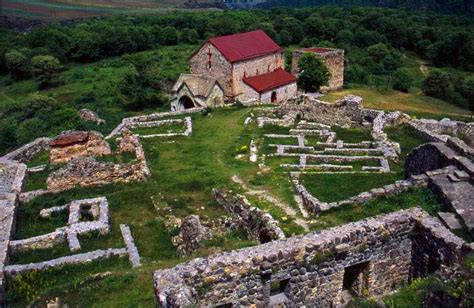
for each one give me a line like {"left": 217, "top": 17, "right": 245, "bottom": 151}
{"left": 212, "top": 189, "right": 285, "bottom": 243}
{"left": 1, "top": 137, "right": 51, "bottom": 163}
{"left": 153, "top": 208, "right": 467, "bottom": 307}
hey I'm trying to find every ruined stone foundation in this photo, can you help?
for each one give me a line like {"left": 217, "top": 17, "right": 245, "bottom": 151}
{"left": 154, "top": 208, "right": 468, "bottom": 307}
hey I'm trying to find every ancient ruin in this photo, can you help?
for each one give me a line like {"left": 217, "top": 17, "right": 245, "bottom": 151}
{"left": 1, "top": 89, "right": 472, "bottom": 306}
{"left": 49, "top": 130, "right": 111, "bottom": 164}
{"left": 154, "top": 208, "right": 469, "bottom": 307}
{"left": 292, "top": 47, "right": 345, "bottom": 92}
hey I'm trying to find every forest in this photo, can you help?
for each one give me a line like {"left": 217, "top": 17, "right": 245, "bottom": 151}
{"left": 0, "top": 6, "right": 473, "bottom": 154}
{"left": 259, "top": 0, "right": 473, "bottom": 15}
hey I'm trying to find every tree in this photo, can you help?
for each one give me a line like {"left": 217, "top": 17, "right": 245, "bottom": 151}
{"left": 392, "top": 68, "right": 414, "bottom": 93}
{"left": 422, "top": 70, "right": 451, "bottom": 99}
{"left": 382, "top": 53, "right": 402, "bottom": 89}
{"left": 181, "top": 28, "right": 199, "bottom": 44}
{"left": 157, "top": 26, "right": 179, "bottom": 46}
{"left": 30, "top": 55, "right": 61, "bottom": 88}
{"left": 5, "top": 50, "right": 29, "bottom": 80}
{"left": 297, "top": 54, "right": 329, "bottom": 93}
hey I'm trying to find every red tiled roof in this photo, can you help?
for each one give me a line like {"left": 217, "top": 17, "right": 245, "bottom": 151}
{"left": 209, "top": 30, "right": 283, "bottom": 63}
{"left": 243, "top": 69, "right": 297, "bottom": 93}
{"left": 302, "top": 47, "right": 334, "bottom": 54}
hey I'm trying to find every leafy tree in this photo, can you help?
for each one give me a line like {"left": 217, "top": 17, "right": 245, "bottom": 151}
{"left": 422, "top": 70, "right": 451, "bottom": 99}
{"left": 181, "top": 28, "right": 200, "bottom": 44}
{"left": 367, "top": 43, "right": 389, "bottom": 63}
{"left": 70, "top": 29, "right": 101, "bottom": 61}
{"left": 157, "top": 26, "right": 179, "bottom": 46}
{"left": 392, "top": 68, "right": 414, "bottom": 92}
{"left": 278, "top": 30, "right": 292, "bottom": 47}
{"left": 382, "top": 53, "right": 402, "bottom": 88}
{"left": 297, "top": 54, "right": 329, "bottom": 93}
{"left": 30, "top": 55, "right": 61, "bottom": 88}
{"left": 5, "top": 50, "right": 29, "bottom": 80}
{"left": 458, "top": 77, "right": 474, "bottom": 111}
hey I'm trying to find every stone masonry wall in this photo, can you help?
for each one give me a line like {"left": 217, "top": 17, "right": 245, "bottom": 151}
{"left": 260, "top": 82, "right": 298, "bottom": 104}
{"left": 291, "top": 49, "right": 344, "bottom": 92}
{"left": 212, "top": 189, "right": 285, "bottom": 243}
{"left": 154, "top": 208, "right": 468, "bottom": 307}
{"left": 1, "top": 137, "right": 51, "bottom": 163}
{"left": 190, "top": 43, "right": 233, "bottom": 98}
{"left": 232, "top": 53, "right": 284, "bottom": 97}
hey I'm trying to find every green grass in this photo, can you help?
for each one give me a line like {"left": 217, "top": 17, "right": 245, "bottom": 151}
{"left": 309, "top": 188, "right": 441, "bottom": 232}
{"left": 322, "top": 86, "right": 471, "bottom": 121}
{"left": 300, "top": 172, "right": 400, "bottom": 203}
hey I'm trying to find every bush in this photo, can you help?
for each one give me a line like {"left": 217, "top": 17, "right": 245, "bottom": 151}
{"left": 422, "top": 70, "right": 451, "bottom": 99}
{"left": 297, "top": 53, "right": 329, "bottom": 93}
{"left": 30, "top": 55, "right": 62, "bottom": 88}
{"left": 5, "top": 50, "right": 29, "bottom": 80}
{"left": 392, "top": 68, "right": 414, "bottom": 92}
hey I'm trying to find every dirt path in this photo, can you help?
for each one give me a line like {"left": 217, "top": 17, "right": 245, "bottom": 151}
{"left": 231, "top": 175, "right": 309, "bottom": 231}
{"left": 419, "top": 61, "right": 429, "bottom": 76}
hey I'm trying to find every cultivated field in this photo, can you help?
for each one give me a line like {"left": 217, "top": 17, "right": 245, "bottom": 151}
{"left": 2, "top": 0, "right": 190, "bottom": 19}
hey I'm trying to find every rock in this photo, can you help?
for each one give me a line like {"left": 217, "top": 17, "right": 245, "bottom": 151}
{"left": 173, "top": 215, "right": 212, "bottom": 256}
{"left": 79, "top": 108, "right": 105, "bottom": 125}
{"left": 50, "top": 131, "right": 111, "bottom": 164}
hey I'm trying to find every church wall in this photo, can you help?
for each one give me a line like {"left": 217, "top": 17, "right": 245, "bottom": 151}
{"left": 260, "top": 82, "right": 297, "bottom": 104}
{"left": 232, "top": 52, "right": 284, "bottom": 98}
{"left": 189, "top": 43, "right": 233, "bottom": 98}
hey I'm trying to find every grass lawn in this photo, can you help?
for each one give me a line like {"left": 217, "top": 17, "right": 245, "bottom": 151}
{"left": 322, "top": 86, "right": 472, "bottom": 121}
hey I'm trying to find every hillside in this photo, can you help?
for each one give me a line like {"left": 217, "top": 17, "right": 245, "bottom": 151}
{"left": 259, "top": 0, "right": 473, "bottom": 15}
{"left": 1, "top": 0, "right": 190, "bottom": 19}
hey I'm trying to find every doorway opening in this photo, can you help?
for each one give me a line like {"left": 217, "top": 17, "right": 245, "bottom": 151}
{"left": 271, "top": 91, "right": 277, "bottom": 103}
{"left": 179, "top": 95, "right": 195, "bottom": 109}
{"left": 343, "top": 261, "right": 370, "bottom": 297}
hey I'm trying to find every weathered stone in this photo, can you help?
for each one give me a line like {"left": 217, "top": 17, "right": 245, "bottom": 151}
{"left": 173, "top": 215, "right": 212, "bottom": 256}
{"left": 79, "top": 108, "right": 105, "bottom": 125}
{"left": 212, "top": 189, "right": 285, "bottom": 243}
{"left": 154, "top": 208, "right": 467, "bottom": 307}
{"left": 50, "top": 131, "right": 111, "bottom": 164}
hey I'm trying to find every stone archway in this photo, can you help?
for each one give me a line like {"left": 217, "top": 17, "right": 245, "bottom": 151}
{"left": 179, "top": 95, "right": 195, "bottom": 109}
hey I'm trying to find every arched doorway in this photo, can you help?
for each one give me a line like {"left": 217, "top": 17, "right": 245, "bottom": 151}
{"left": 179, "top": 95, "right": 195, "bottom": 109}
{"left": 271, "top": 91, "right": 277, "bottom": 103}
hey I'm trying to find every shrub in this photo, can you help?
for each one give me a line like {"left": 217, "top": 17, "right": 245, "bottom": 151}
{"left": 30, "top": 55, "right": 62, "bottom": 88}
{"left": 5, "top": 50, "right": 29, "bottom": 80}
{"left": 392, "top": 68, "right": 414, "bottom": 92}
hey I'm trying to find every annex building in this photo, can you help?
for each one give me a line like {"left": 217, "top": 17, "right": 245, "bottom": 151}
{"left": 172, "top": 30, "right": 298, "bottom": 110}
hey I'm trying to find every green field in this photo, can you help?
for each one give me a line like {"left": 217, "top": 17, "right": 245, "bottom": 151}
{"left": 2, "top": 0, "right": 194, "bottom": 19}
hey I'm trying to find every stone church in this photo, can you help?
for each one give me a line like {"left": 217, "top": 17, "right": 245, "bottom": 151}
{"left": 172, "top": 30, "right": 298, "bottom": 109}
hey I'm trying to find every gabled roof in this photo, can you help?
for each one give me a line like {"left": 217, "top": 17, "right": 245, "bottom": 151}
{"left": 207, "top": 30, "right": 283, "bottom": 63}
{"left": 243, "top": 69, "right": 297, "bottom": 93}
{"left": 173, "top": 74, "right": 222, "bottom": 98}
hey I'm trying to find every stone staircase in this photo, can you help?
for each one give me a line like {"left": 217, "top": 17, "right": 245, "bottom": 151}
{"left": 428, "top": 165, "right": 474, "bottom": 237}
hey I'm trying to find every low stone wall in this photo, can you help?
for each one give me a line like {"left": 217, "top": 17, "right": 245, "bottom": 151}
{"left": 1, "top": 137, "right": 51, "bottom": 164}
{"left": 5, "top": 248, "right": 128, "bottom": 276}
{"left": 409, "top": 118, "right": 474, "bottom": 145}
{"left": 293, "top": 174, "right": 428, "bottom": 215}
{"left": 212, "top": 189, "right": 285, "bottom": 243}
{"left": 107, "top": 108, "right": 203, "bottom": 139}
{"left": 153, "top": 208, "right": 468, "bottom": 307}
